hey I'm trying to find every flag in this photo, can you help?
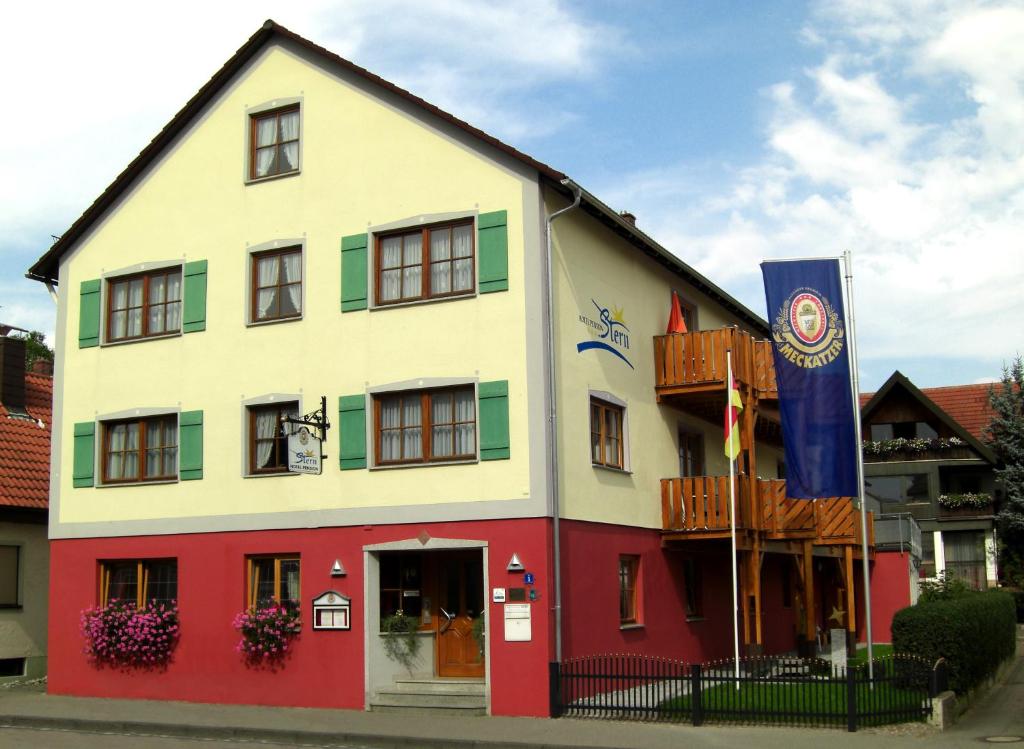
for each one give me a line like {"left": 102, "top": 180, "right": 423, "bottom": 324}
{"left": 666, "top": 291, "right": 688, "bottom": 334}
{"left": 760, "top": 258, "right": 858, "bottom": 498}
{"left": 724, "top": 378, "right": 743, "bottom": 460}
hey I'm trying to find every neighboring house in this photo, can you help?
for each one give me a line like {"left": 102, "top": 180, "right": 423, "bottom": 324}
{"left": 861, "top": 372, "right": 998, "bottom": 590}
{"left": 27, "top": 21, "right": 878, "bottom": 716}
{"left": 0, "top": 335, "right": 52, "bottom": 683}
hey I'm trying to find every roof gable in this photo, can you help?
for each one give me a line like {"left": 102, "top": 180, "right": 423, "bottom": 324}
{"left": 27, "top": 20, "right": 768, "bottom": 337}
{"left": 861, "top": 371, "right": 995, "bottom": 463}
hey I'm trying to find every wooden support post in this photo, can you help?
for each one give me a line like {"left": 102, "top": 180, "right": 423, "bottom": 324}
{"left": 803, "top": 541, "right": 815, "bottom": 648}
{"left": 740, "top": 551, "right": 751, "bottom": 645}
{"left": 845, "top": 545, "right": 856, "bottom": 645}
{"left": 752, "top": 538, "right": 763, "bottom": 646}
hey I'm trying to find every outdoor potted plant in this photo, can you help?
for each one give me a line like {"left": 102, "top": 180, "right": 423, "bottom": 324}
{"left": 80, "top": 599, "right": 180, "bottom": 668}
{"left": 380, "top": 610, "right": 422, "bottom": 675}
{"left": 233, "top": 604, "right": 302, "bottom": 666}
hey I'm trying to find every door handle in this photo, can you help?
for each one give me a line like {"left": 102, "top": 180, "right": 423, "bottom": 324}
{"left": 439, "top": 607, "right": 454, "bottom": 634}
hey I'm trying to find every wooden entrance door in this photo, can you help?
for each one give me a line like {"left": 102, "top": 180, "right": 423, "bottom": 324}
{"left": 436, "top": 552, "right": 484, "bottom": 677}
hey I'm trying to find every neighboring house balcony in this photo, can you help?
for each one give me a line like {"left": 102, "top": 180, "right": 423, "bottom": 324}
{"left": 873, "top": 512, "right": 922, "bottom": 559}
{"left": 659, "top": 476, "right": 873, "bottom": 553}
{"left": 937, "top": 493, "right": 995, "bottom": 521}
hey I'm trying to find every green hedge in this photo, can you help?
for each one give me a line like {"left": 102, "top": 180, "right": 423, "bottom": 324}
{"left": 891, "top": 589, "right": 1016, "bottom": 694}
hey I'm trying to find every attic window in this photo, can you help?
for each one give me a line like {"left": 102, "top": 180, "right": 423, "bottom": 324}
{"left": 250, "top": 106, "right": 300, "bottom": 180}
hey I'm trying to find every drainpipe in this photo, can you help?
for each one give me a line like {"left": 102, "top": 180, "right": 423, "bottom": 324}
{"left": 545, "top": 178, "right": 581, "bottom": 665}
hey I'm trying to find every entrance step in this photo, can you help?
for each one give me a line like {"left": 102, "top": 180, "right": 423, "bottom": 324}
{"left": 370, "top": 678, "right": 486, "bottom": 715}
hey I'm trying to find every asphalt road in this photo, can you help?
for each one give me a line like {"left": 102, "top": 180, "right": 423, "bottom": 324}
{"left": 0, "top": 726, "right": 375, "bottom": 748}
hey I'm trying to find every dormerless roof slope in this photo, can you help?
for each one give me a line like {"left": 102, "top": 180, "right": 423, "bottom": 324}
{"left": 27, "top": 20, "right": 768, "bottom": 336}
{"left": 0, "top": 372, "right": 52, "bottom": 510}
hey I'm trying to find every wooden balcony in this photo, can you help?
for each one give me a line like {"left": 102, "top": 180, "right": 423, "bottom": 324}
{"left": 660, "top": 476, "right": 873, "bottom": 549}
{"left": 654, "top": 329, "right": 778, "bottom": 401}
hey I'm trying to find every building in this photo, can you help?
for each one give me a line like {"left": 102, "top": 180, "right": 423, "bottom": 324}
{"left": 0, "top": 335, "right": 52, "bottom": 683}
{"left": 28, "top": 21, "right": 877, "bottom": 716}
{"left": 861, "top": 372, "right": 998, "bottom": 590}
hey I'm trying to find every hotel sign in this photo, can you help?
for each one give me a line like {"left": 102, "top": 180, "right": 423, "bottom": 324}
{"left": 287, "top": 426, "right": 322, "bottom": 475}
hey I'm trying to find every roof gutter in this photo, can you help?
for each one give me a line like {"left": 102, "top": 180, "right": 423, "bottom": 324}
{"left": 545, "top": 178, "right": 581, "bottom": 666}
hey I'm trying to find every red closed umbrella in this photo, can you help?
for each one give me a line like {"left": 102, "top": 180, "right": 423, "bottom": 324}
{"left": 666, "top": 291, "right": 688, "bottom": 334}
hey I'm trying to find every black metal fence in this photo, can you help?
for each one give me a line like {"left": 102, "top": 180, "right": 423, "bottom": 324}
{"left": 551, "top": 653, "right": 946, "bottom": 731}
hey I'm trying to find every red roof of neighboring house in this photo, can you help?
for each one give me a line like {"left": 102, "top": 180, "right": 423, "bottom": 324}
{"left": 919, "top": 383, "right": 997, "bottom": 443}
{"left": 860, "top": 381, "right": 997, "bottom": 443}
{"left": 0, "top": 372, "right": 52, "bottom": 510}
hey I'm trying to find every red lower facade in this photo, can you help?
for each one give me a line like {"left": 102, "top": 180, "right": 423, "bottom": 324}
{"left": 50, "top": 517, "right": 897, "bottom": 715}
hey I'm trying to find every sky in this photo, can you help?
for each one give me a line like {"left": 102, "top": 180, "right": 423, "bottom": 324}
{"left": 3, "top": 0, "right": 1023, "bottom": 392}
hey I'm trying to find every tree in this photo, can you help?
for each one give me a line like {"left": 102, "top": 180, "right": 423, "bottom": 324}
{"left": 987, "top": 356, "right": 1024, "bottom": 586}
{"left": 11, "top": 330, "right": 53, "bottom": 370}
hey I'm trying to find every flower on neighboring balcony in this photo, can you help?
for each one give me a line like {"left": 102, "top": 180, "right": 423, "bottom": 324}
{"left": 938, "top": 492, "right": 992, "bottom": 510}
{"left": 232, "top": 605, "right": 302, "bottom": 665}
{"left": 80, "top": 599, "right": 180, "bottom": 668}
{"left": 862, "top": 436, "right": 966, "bottom": 457}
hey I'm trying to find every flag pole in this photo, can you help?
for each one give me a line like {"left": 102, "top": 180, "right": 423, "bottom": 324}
{"left": 727, "top": 349, "right": 741, "bottom": 688}
{"left": 843, "top": 250, "right": 874, "bottom": 681}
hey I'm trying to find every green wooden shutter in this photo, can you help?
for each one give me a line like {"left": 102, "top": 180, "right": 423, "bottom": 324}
{"left": 339, "top": 395, "right": 367, "bottom": 469}
{"left": 179, "top": 410, "right": 204, "bottom": 480}
{"left": 479, "top": 380, "right": 510, "bottom": 460}
{"left": 78, "top": 279, "right": 101, "bottom": 348}
{"left": 477, "top": 210, "right": 508, "bottom": 293}
{"left": 182, "top": 260, "right": 208, "bottom": 333}
{"left": 341, "top": 234, "right": 368, "bottom": 312}
{"left": 72, "top": 421, "right": 96, "bottom": 487}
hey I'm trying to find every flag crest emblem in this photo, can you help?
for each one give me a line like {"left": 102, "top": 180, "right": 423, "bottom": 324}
{"left": 771, "top": 287, "right": 845, "bottom": 368}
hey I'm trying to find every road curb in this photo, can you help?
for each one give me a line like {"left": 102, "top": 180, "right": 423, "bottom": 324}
{"left": 0, "top": 712, "right": 617, "bottom": 749}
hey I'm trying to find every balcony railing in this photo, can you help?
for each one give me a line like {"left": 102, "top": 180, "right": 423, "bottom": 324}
{"left": 661, "top": 476, "right": 872, "bottom": 547}
{"left": 874, "top": 513, "right": 922, "bottom": 558}
{"left": 654, "top": 329, "right": 777, "bottom": 398}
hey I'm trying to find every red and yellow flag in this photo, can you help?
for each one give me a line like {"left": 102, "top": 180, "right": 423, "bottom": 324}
{"left": 724, "top": 379, "right": 743, "bottom": 460}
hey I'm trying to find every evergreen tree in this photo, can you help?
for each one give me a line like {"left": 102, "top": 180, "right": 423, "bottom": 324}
{"left": 987, "top": 356, "right": 1024, "bottom": 585}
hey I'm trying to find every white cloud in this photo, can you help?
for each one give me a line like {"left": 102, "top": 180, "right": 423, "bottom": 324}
{"left": 592, "top": 0, "right": 1024, "bottom": 380}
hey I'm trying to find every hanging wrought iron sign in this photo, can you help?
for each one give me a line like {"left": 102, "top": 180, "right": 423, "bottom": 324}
{"left": 282, "top": 396, "right": 330, "bottom": 475}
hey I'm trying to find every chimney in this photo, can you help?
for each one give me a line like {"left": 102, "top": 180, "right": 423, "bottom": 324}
{"left": 619, "top": 211, "right": 636, "bottom": 226}
{"left": 0, "top": 337, "right": 26, "bottom": 411}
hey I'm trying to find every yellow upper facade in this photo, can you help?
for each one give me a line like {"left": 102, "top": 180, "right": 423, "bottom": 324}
{"left": 41, "top": 24, "right": 777, "bottom": 538}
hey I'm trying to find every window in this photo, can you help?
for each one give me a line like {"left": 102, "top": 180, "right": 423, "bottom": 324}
{"left": 102, "top": 415, "right": 177, "bottom": 484}
{"left": 251, "top": 247, "right": 302, "bottom": 323}
{"left": 865, "top": 474, "right": 929, "bottom": 504}
{"left": 591, "top": 398, "right": 624, "bottom": 469}
{"left": 943, "top": 531, "right": 987, "bottom": 590}
{"left": 0, "top": 546, "right": 18, "bottom": 607}
{"left": 683, "top": 558, "right": 703, "bottom": 618}
{"left": 920, "top": 532, "right": 936, "bottom": 579}
{"left": 678, "top": 429, "right": 704, "bottom": 477}
{"left": 619, "top": 555, "right": 640, "bottom": 624}
{"left": 247, "top": 555, "right": 300, "bottom": 609}
{"left": 248, "top": 402, "right": 299, "bottom": 474}
{"left": 107, "top": 268, "right": 182, "bottom": 342}
{"left": 376, "top": 220, "right": 475, "bottom": 304}
{"left": 869, "top": 421, "right": 938, "bottom": 441}
{"left": 250, "top": 106, "right": 299, "bottom": 180}
{"left": 374, "top": 386, "right": 476, "bottom": 465}
{"left": 380, "top": 552, "right": 423, "bottom": 621}
{"left": 100, "top": 559, "right": 177, "bottom": 607}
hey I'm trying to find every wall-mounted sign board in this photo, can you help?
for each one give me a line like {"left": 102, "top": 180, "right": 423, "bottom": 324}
{"left": 312, "top": 590, "right": 351, "bottom": 630}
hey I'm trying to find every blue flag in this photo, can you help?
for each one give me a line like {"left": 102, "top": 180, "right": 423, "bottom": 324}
{"left": 760, "top": 259, "right": 858, "bottom": 499}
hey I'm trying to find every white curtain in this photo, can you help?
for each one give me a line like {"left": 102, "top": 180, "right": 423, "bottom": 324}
{"left": 280, "top": 111, "right": 299, "bottom": 171}
{"left": 402, "top": 234, "right": 422, "bottom": 298}
{"left": 453, "top": 224, "right": 473, "bottom": 292}
{"left": 380, "top": 398, "right": 400, "bottom": 460}
{"left": 380, "top": 237, "right": 402, "bottom": 302}
{"left": 123, "top": 423, "right": 139, "bottom": 479}
{"left": 146, "top": 420, "right": 162, "bottom": 477}
{"left": 402, "top": 397, "right": 422, "bottom": 459}
{"left": 282, "top": 253, "right": 302, "bottom": 315}
{"left": 255, "top": 409, "right": 277, "bottom": 468}
{"left": 256, "top": 256, "right": 279, "bottom": 319}
{"left": 165, "top": 273, "right": 182, "bottom": 332}
{"left": 128, "top": 279, "right": 144, "bottom": 337}
{"left": 454, "top": 390, "right": 475, "bottom": 455}
{"left": 107, "top": 424, "right": 125, "bottom": 479}
{"left": 431, "top": 230, "right": 451, "bottom": 294}
{"left": 111, "top": 283, "right": 128, "bottom": 339}
{"left": 148, "top": 275, "right": 166, "bottom": 334}
{"left": 255, "top": 117, "right": 277, "bottom": 177}
{"left": 431, "top": 392, "right": 453, "bottom": 457}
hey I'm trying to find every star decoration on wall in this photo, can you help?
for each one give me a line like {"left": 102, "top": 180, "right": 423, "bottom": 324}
{"left": 829, "top": 605, "right": 846, "bottom": 625}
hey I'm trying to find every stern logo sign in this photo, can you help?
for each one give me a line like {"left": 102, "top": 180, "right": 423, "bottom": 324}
{"left": 577, "top": 300, "right": 633, "bottom": 369}
{"left": 771, "top": 287, "right": 845, "bottom": 369}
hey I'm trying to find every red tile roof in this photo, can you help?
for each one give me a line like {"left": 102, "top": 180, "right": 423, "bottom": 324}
{"left": 919, "top": 383, "right": 997, "bottom": 443}
{"left": 0, "top": 372, "right": 52, "bottom": 510}
{"left": 860, "top": 382, "right": 998, "bottom": 443}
